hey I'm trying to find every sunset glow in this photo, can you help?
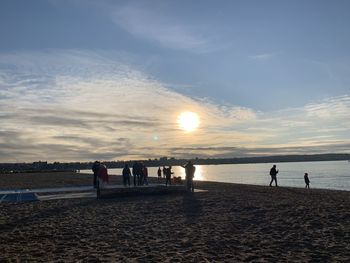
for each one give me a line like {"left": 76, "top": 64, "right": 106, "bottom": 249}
{"left": 177, "top": 112, "right": 200, "bottom": 132}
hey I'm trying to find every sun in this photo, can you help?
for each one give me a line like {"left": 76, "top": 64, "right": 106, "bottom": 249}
{"left": 177, "top": 111, "right": 200, "bottom": 132}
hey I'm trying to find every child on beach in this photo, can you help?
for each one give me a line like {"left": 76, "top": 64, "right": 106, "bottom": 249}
{"left": 304, "top": 173, "right": 310, "bottom": 189}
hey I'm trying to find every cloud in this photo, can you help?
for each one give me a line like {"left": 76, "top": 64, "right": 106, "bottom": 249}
{"left": 0, "top": 50, "right": 349, "bottom": 162}
{"left": 304, "top": 96, "right": 349, "bottom": 119}
{"left": 249, "top": 51, "right": 281, "bottom": 61}
{"left": 111, "top": 2, "right": 209, "bottom": 52}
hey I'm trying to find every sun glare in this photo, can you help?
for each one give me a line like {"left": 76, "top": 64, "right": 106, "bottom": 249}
{"left": 177, "top": 111, "right": 200, "bottom": 132}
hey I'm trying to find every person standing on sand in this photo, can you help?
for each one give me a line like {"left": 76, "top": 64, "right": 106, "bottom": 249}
{"left": 157, "top": 167, "right": 162, "bottom": 182}
{"left": 269, "top": 165, "right": 279, "bottom": 187}
{"left": 181, "top": 161, "right": 196, "bottom": 192}
{"left": 132, "top": 162, "right": 138, "bottom": 187}
{"left": 98, "top": 163, "right": 109, "bottom": 188}
{"left": 139, "top": 162, "right": 145, "bottom": 185}
{"left": 143, "top": 164, "right": 149, "bottom": 185}
{"left": 304, "top": 172, "right": 310, "bottom": 189}
{"left": 165, "top": 166, "right": 173, "bottom": 186}
{"left": 122, "top": 163, "right": 131, "bottom": 187}
{"left": 92, "top": 161, "right": 100, "bottom": 188}
{"left": 162, "top": 166, "right": 166, "bottom": 178}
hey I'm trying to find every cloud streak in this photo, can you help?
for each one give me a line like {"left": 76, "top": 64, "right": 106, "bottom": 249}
{"left": 111, "top": 2, "right": 210, "bottom": 52}
{"left": 249, "top": 51, "right": 282, "bottom": 61}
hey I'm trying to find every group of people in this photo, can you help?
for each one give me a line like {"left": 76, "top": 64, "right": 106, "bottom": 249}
{"left": 122, "top": 162, "right": 149, "bottom": 187}
{"left": 93, "top": 161, "right": 312, "bottom": 191}
{"left": 92, "top": 160, "right": 196, "bottom": 192}
{"left": 156, "top": 162, "right": 196, "bottom": 191}
{"left": 269, "top": 164, "right": 311, "bottom": 189}
{"left": 93, "top": 161, "right": 314, "bottom": 192}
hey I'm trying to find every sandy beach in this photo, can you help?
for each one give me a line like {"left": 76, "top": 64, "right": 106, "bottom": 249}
{"left": 0, "top": 172, "right": 349, "bottom": 262}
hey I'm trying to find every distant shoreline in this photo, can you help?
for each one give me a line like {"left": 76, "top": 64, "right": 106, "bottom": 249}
{"left": 1, "top": 153, "right": 349, "bottom": 173}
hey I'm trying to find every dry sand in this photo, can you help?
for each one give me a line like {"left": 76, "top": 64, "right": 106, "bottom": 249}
{"left": 0, "top": 172, "right": 349, "bottom": 262}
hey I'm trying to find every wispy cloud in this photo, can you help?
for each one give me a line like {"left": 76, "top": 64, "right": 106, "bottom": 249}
{"left": 249, "top": 51, "right": 282, "bottom": 61}
{"left": 111, "top": 2, "right": 209, "bottom": 52}
{"left": 0, "top": 50, "right": 349, "bottom": 162}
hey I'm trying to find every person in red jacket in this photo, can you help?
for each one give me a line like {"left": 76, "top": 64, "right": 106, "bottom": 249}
{"left": 98, "top": 163, "right": 109, "bottom": 188}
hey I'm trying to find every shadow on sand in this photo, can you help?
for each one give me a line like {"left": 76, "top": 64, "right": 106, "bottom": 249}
{"left": 182, "top": 192, "right": 203, "bottom": 223}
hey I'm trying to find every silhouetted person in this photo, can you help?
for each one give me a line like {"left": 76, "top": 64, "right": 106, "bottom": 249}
{"left": 92, "top": 161, "right": 100, "bottom": 188}
{"left": 98, "top": 163, "right": 109, "bottom": 187}
{"left": 269, "top": 165, "right": 279, "bottom": 187}
{"left": 165, "top": 166, "right": 173, "bottom": 186}
{"left": 181, "top": 161, "right": 196, "bottom": 192}
{"left": 157, "top": 167, "right": 162, "bottom": 182}
{"left": 304, "top": 172, "right": 310, "bottom": 189}
{"left": 143, "top": 164, "right": 148, "bottom": 185}
{"left": 139, "top": 162, "right": 145, "bottom": 185}
{"left": 122, "top": 163, "right": 131, "bottom": 187}
{"left": 132, "top": 162, "right": 139, "bottom": 186}
{"left": 162, "top": 166, "right": 166, "bottom": 178}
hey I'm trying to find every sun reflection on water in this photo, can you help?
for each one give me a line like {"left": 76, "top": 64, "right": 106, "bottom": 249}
{"left": 173, "top": 164, "right": 205, "bottom": 181}
{"left": 193, "top": 165, "right": 204, "bottom": 181}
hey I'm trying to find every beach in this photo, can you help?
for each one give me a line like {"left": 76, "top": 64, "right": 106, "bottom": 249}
{"left": 1, "top": 172, "right": 349, "bottom": 262}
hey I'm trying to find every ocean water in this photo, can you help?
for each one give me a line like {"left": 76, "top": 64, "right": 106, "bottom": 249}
{"left": 80, "top": 160, "right": 350, "bottom": 191}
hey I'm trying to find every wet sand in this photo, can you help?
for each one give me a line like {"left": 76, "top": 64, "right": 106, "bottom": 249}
{"left": 1, "top": 172, "right": 349, "bottom": 262}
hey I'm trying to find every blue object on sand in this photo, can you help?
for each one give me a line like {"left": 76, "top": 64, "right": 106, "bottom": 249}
{"left": 0, "top": 193, "right": 38, "bottom": 202}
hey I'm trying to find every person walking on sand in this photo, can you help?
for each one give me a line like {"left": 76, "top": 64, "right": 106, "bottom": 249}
{"left": 122, "top": 163, "right": 131, "bottom": 187}
{"left": 269, "top": 165, "right": 279, "bottom": 187}
{"left": 304, "top": 172, "right": 310, "bottom": 189}
{"left": 181, "top": 161, "right": 196, "bottom": 192}
{"left": 157, "top": 167, "right": 162, "bottom": 182}
{"left": 92, "top": 161, "right": 100, "bottom": 188}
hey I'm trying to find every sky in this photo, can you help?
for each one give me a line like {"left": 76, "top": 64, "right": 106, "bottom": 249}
{"left": 0, "top": 0, "right": 349, "bottom": 162}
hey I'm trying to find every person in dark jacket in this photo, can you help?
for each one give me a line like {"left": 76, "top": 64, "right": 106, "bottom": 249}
{"left": 139, "top": 162, "right": 144, "bottom": 185}
{"left": 143, "top": 164, "right": 148, "bottom": 185}
{"left": 92, "top": 161, "right": 100, "bottom": 188}
{"left": 122, "top": 163, "right": 131, "bottom": 187}
{"left": 269, "top": 165, "right": 279, "bottom": 187}
{"left": 181, "top": 161, "right": 196, "bottom": 192}
{"left": 162, "top": 166, "right": 166, "bottom": 178}
{"left": 132, "top": 162, "right": 139, "bottom": 187}
{"left": 304, "top": 172, "right": 310, "bottom": 189}
{"left": 165, "top": 166, "right": 173, "bottom": 186}
{"left": 157, "top": 167, "right": 162, "bottom": 182}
